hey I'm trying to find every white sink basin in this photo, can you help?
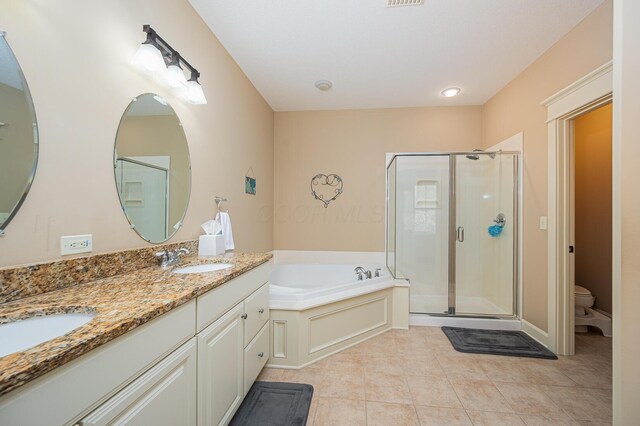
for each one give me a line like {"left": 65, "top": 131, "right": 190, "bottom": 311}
{"left": 0, "top": 313, "right": 96, "bottom": 358}
{"left": 173, "top": 263, "right": 233, "bottom": 274}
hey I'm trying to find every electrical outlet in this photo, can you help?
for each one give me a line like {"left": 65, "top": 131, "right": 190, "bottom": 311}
{"left": 61, "top": 234, "right": 92, "bottom": 256}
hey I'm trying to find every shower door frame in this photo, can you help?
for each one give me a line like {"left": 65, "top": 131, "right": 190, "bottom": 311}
{"left": 386, "top": 151, "right": 521, "bottom": 319}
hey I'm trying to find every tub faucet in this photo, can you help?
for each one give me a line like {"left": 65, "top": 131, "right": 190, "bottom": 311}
{"left": 156, "top": 248, "right": 190, "bottom": 269}
{"left": 354, "top": 266, "right": 371, "bottom": 280}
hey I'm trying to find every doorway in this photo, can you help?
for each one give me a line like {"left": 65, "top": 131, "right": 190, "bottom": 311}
{"left": 544, "top": 60, "right": 613, "bottom": 356}
{"left": 571, "top": 103, "right": 613, "bottom": 340}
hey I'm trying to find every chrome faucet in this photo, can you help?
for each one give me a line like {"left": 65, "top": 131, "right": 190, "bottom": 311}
{"left": 354, "top": 266, "right": 372, "bottom": 280}
{"left": 374, "top": 268, "right": 382, "bottom": 277}
{"left": 156, "top": 248, "right": 190, "bottom": 269}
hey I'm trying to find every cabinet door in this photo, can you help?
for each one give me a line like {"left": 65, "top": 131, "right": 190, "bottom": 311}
{"left": 198, "top": 303, "right": 244, "bottom": 426}
{"left": 80, "top": 338, "right": 197, "bottom": 426}
{"left": 243, "top": 282, "right": 270, "bottom": 346}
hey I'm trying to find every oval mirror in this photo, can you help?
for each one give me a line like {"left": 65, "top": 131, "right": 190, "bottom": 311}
{"left": 0, "top": 33, "right": 38, "bottom": 234}
{"left": 114, "top": 93, "right": 191, "bottom": 243}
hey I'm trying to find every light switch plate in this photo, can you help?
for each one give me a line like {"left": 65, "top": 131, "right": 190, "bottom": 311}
{"left": 61, "top": 234, "right": 93, "bottom": 256}
{"left": 539, "top": 216, "right": 548, "bottom": 230}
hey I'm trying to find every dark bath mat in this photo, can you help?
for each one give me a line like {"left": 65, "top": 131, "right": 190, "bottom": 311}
{"left": 230, "top": 381, "right": 314, "bottom": 426}
{"left": 442, "top": 326, "right": 558, "bottom": 360}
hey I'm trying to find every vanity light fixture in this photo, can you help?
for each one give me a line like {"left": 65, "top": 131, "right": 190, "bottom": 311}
{"left": 441, "top": 87, "right": 461, "bottom": 98}
{"left": 131, "top": 25, "right": 207, "bottom": 105}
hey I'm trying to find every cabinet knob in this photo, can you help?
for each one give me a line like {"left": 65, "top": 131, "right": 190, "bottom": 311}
{"left": 258, "top": 352, "right": 264, "bottom": 358}
{"left": 241, "top": 313, "right": 248, "bottom": 319}
{"left": 258, "top": 308, "right": 265, "bottom": 314}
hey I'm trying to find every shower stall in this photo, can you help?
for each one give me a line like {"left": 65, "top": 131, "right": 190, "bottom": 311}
{"left": 386, "top": 152, "right": 520, "bottom": 318}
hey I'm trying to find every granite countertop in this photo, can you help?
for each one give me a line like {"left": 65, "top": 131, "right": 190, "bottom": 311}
{"left": 0, "top": 252, "right": 272, "bottom": 397}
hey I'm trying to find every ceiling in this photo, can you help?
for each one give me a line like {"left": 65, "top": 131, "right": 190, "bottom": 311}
{"left": 189, "top": 0, "right": 604, "bottom": 111}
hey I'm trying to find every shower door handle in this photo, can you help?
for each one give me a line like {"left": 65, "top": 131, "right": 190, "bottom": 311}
{"left": 457, "top": 226, "right": 465, "bottom": 242}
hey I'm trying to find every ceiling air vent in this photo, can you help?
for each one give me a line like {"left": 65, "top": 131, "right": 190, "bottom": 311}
{"left": 387, "top": 0, "right": 424, "bottom": 7}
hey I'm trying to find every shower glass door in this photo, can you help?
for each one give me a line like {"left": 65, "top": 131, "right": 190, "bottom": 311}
{"left": 454, "top": 153, "right": 518, "bottom": 316}
{"left": 392, "top": 155, "right": 451, "bottom": 315}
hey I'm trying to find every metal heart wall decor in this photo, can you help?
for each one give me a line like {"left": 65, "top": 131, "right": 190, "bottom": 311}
{"left": 310, "top": 173, "right": 343, "bottom": 208}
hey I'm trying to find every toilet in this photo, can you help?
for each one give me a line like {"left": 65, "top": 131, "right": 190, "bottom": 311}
{"left": 575, "top": 285, "right": 595, "bottom": 316}
{"left": 575, "top": 285, "right": 612, "bottom": 337}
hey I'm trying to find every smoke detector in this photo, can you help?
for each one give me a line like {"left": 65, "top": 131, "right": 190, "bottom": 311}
{"left": 387, "top": 0, "right": 424, "bottom": 7}
{"left": 315, "top": 80, "right": 333, "bottom": 91}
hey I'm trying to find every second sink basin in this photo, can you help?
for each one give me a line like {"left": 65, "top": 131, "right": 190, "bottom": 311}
{"left": 173, "top": 263, "right": 233, "bottom": 274}
{"left": 0, "top": 313, "right": 96, "bottom": 358}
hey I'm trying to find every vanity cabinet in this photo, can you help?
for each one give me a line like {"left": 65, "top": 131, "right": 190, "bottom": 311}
{"left": 197, "top": 282, "right": 271, "bottom": 426}
{"left": 80, "top": 338, "right": 197, "bottom": 426}
{"left": 0, "top": 262, "right": 272, "bottom": 426}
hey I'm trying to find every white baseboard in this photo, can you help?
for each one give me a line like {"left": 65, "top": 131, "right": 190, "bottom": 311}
{"left": 521, "top": 319, "right": 550, "bottom": 348}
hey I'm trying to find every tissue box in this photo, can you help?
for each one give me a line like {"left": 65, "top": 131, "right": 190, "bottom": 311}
{"left": 199, "top": 235, "right": 225, "bottom": 256}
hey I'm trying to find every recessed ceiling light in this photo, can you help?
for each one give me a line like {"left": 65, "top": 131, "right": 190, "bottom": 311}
{"left": 441, "top": 87, "right": 461, "bottom": 98}
{"left": 315, "top": 80, "right": 333, "bottom": 91}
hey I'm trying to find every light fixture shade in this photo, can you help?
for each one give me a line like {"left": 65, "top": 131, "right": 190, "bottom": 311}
{"left": 166, "top": 64, "right": 188, "bottom": 88}
{"left": 131, "top": 42, "right": 165, "bottom": 75}
{"left": 185, "top": 80, "right": 207, "bottom": 104}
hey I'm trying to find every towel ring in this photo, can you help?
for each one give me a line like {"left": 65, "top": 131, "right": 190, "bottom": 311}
{"left": 215, "top": 196, "right": 228, "bottom": 213}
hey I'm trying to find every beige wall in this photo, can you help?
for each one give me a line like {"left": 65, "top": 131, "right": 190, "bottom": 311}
{"left": 117, "top": 114, "right": 190, "bottom": 232}
{"left": 0, "top": 0, "right": 274, "bottom": 267}
{"left": 481, "top": 0, "right": 613, "bottom": 330}
{"left": 574, "top": 103, "right": 612, "bottom": 314}
{"left": 613, "top": 0, "right": 640, "bottom": 421}
{"left": 273, "top": 1, "right": 613, "bottom": 331}
{"left": 273, "top": 107, "right": 482, "bottom": 251}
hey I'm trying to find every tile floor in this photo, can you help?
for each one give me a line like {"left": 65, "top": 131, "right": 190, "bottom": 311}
{"left": 257, "top": 327, "right": 612, "bottom": 425}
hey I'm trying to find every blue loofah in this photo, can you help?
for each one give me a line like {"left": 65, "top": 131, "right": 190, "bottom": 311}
{"left": 488, "top": 224, "right": 503, "bottom": 237}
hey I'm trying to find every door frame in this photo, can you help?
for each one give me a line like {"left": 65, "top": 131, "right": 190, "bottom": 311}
{"left": 542, "top": 61, "right": 613, "bottom": 355}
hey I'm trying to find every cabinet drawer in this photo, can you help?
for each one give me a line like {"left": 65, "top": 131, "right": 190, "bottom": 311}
{"left": 243, "top": 322, "right": 270, "bottom": 395}
{"left": 80, "top": 338, "right": 197, "bottom": 426}
{"left": 243, "top": 282, "right": 270, "bottom": 346}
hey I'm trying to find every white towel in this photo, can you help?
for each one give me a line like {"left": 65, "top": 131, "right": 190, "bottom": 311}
{"left": 215, "top": 212, "right": 235, "bottom": 251}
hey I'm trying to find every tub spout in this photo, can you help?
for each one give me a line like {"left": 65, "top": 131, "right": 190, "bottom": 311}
{"left": 354, "top": 266, "right": 372, "bottom": 279}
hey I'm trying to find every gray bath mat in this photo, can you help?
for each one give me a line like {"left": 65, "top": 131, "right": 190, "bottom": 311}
{"left": 230, "top": 381, "right": 314, "bottom": 426}
{"left": 442, "top": 327, "right": 558, "bottom": 360}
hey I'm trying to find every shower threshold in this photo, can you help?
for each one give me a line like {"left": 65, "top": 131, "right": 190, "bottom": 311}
{"left": 409, "top": 313, "right": 521, "bottom": 331}
{"left": 425, "top": 313, "right": 502, "bottom": 320}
